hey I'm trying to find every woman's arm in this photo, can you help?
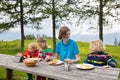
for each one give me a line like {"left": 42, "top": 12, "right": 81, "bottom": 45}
{"left": 67, "top": 54, "right": 80, "bottom": 64}
{"left": 73, "top": 54, "right": 80, "bottom": 63}
{"left": 54, "top": 54, "right": 59, "bottom": 59}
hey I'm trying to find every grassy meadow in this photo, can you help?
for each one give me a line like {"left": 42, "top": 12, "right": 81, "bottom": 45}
{"left": 0, "top": 39, "right": 120, "bottom": 80}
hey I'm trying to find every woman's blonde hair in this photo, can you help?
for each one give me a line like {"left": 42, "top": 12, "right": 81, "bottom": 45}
{"left": 90, "top": 40, "right": 105, "bottom": 52}
{"left": 28, "top": 42, "right": 37, "bottom": 50}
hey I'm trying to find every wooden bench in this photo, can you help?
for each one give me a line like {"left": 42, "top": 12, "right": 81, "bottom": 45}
{"left": 0, "top": 54, "right": 120, "bottom": 80}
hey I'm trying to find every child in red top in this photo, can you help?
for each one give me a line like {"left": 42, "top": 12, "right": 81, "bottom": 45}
{"left": 22, "top": 44, "right": 39, "bottom": 58}
{"left": 18, "top": 42, "right": 39, "bottom": 80}
{"left": 18, "top": 42, "right": 39, "bottom": 58}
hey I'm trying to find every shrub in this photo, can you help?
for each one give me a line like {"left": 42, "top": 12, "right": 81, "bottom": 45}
{"left": 25, "top": 34, "right": 36, "bottom": 40}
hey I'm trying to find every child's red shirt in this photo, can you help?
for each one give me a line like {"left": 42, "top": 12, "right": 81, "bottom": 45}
{"left": 22, "top": 49, "right": 39, "bottom": 58}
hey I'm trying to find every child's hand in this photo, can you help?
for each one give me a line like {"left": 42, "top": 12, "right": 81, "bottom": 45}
{"left": 17, "top": 52, "right": 22, "bottom": 56}
{"left": 38, "top": 52, "right": 42, "bottom": 57}
{"left": 45, "top": 55, "right": 50, "bottom": 61}
{"left": 39, "top": 48, "right": 42, "bottom": 52}
{"left": 103, "top": 65, "right": 110, "bottom": 68}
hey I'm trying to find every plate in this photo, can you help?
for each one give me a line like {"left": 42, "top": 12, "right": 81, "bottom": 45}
{"left": 76, "top": 64, "right": 94, "bottom": 70}
{"left": 48, "top": 59, "right": 64, "bottom": 66}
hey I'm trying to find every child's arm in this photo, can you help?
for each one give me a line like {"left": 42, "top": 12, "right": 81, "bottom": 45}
{"left": 47, "top": 53, "right": 52, "bottom": 56}
{"left": 46, "top": 48, "right": 53, "bottom": 57}
{"left": 84, "top": 59, "right": 90, "bottom": 64}
{"left": 45, "top": 53, "right": 52, "bottom": 61}
{"left": 22, "top": 50, "right": 30, "bottom": 58}
{"left": 17, "top": 52, "right": 26, "bottom": 58}
{"left": 107, "top": 58, "right": 117, "bottom": 68}
{"left": 17, "top": 52, "right": 22, "bottom": 56}
{"left": 84, "top": 53, "right": 91, "bottom": 64}
{"left": 45, "top": 48, "right": 53, "bottom": 60}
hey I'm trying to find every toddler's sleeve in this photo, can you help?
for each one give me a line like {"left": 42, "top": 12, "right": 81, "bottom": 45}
{"left": 107, "top": 58, "right": 117, "bottom": 68}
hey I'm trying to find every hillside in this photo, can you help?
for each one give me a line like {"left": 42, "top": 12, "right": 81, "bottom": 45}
{"left": 0, "top": 39, "right": 120, "bottom": 80}
{"left": 0, "top": 39, "right": 120, "bottom": 67}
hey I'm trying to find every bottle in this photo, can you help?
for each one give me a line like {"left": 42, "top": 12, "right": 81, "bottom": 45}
{"left": 64, "top": 60, "right": 70, "bottom": 71}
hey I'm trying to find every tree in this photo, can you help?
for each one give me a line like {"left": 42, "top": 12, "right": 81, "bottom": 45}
{"left": 114, "top": 37, "right": 118, "bottom": 46}
{"left": 99, "top": 0, "right": 103, "bottom": 41}
{"left": 0, "top": 0, "right": 25, "bottom": 50}
{"left": 29, "top": 0, "right": 82, "bottom": 53}
{"left": 25, "top": 34, "right": 36, "bottom": 40}
{"left": 0, "top": 1, "right": 17, "bottom": 33}
{"left": 52, "top": 0, "right": 56, "bottom": 53}
{"left": 0, "top": 0, "right": 44, "bottom": 49}
{"left": 74, "top": 0, "right": 120, "bottom": 41}
{"left": 118, "top": 41, "right": 120, "bottom": 46}
{"left": 0, "top": 0, "right": 84, "bottom": 52}
{"left": 20, "top": 0, "right": 24, "bottom": 50}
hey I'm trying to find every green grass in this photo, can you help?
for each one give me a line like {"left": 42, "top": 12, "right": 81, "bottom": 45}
{"left": 0, "top": 68, "right": 32, "bottom": 80}
{"left": 0, "top": 39, "right": 120, "bottom": 80}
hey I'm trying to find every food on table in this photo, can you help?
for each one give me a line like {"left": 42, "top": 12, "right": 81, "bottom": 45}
{"left": 23, "top": 58, "right": 39, "bottom": 67}
{"left": 76, "top": 64, "right": 94, "bottom": 69}
{"left": 48, "top": 59, "right": 60, "bottom": 64}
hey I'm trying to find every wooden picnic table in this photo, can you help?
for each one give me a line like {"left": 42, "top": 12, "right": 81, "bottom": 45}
{"left": 0, "top": 54, "right": 119, "bottom": 80}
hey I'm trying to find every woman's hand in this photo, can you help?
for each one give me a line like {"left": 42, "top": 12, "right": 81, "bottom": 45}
{"left": 65, "top": 54, "right": 80, "bottom": 64}
{"left": 65, "top": 59, "right": 74, "bottom": 64}
{"left": 52, "top": 54, "right": 58, "bottom": 60}
{"left": 67, "top": 59, "right": 74, "bottom": 64}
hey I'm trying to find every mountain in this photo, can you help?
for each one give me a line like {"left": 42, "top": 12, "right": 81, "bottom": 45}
{"left": 71, "top": 32, "right": 120, "bottom": 45}
{"left": 104, "top": 32, "right": 120, "bottom": 45}
{"left": 0, "top": 30, "right": 120, "bottom": 45}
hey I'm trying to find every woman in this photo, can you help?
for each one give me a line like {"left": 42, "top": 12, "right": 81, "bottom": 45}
{"left": 54, "top": 26, "right": 80, "bottom": 64}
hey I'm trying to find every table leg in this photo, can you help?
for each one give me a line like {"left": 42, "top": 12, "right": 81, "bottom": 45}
{"left": 6, "top": 69, "right": 13, "bottom": 80}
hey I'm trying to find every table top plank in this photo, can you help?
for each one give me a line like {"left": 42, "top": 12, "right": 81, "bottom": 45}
{"left": 0, "top": 54, "right": 119, "bottom": 80}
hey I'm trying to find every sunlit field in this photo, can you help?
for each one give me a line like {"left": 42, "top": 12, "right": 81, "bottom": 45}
{"left": 0, "top": 39, "right": 120, "bottom": 80}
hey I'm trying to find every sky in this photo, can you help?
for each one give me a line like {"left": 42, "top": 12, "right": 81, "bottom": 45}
{"left": 0, "top": 0, "right": 120, "bottom": 45}
{"left": 0, "top": 17, "right": 120, "bottom": 45}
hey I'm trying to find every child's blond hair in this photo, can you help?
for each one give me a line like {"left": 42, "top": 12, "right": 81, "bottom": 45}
{"left": 90, "top": 40, "right": 105, "bottom": 52}
{"left": 37, "top": 37, "right": 47, "bottom": 43}
{"left": 28, "top": 42, "right": 37, "bottom": 50}
{"left": 36, "top": 37, "right": 47, "bottom": 48}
